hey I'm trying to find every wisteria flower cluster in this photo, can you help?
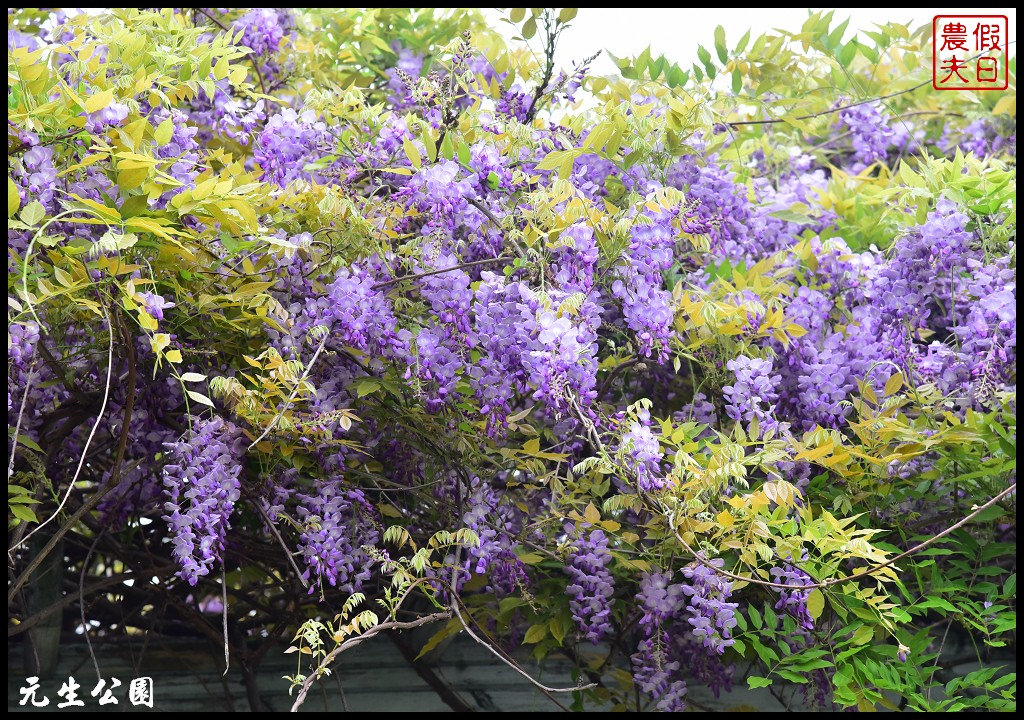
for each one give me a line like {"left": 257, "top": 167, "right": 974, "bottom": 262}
{"left": 162, "top": 416, "right": 246, "bottom": 586}
{"left": 564, "top": 524, "right": 615, "bottom": 643}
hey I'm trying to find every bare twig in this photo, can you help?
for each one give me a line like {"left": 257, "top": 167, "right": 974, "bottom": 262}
{"left": 8, "top": 574, "right": 131, "bottom": 637}
{"left": 726, "top": 78, "right": 934, "bottom": 127}
{"left": 80, "top": 532, "right": 104, "bottom": 681}
{"left": 253, "top": 501, "right": 309, "bottom": 589}
{"left": 466, "top": 197, "right": 528, "bottom": 257}
{"left": 10, "top": 307, "right": 114, "bottom": 552}
{"left": 727, "top": 44, "right": 1015, "bottom": 128}
{"left": 373, "top": 255, "right": 512, "bottom": 291}
{"left": 8, "top": 311, "right": 138, "bottom": 602}
{"left": 222, "top": 567, "right": 230, "bottom": 676}
{"left": 449, "top": 545, "right": 590, "bottom": 702}
{"left": 524, "top": 10, "right": 560, "bottom": 123}
{"left": 389, "top": 632, "right": 474, "bottom": 712}
{"left": 247, "top": 331, "right": 329, "bottom": 451}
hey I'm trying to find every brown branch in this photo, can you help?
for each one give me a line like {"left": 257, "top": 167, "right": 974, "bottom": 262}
{"left": 726, "top": 78, "right": 934, "bottom": 128}
{"left": 252, "top": 500, "right": 309, "bottom": 589}
{"left": 373, "top": 255, "right": 512, "bottom": 291}
{"left": 7, "top": 573, "right": 131, "bottom": 637}
{"left": 8, "top": 311, "right": 138, "bottom": 603}
{"left": 597, "top": 358, "right": 644, "bottom": 399}
{"left": 466, "top": 197, "right": 528, "bottom": 256}
{"left": 727, "top": 45, "right": 1014, "bottom": 128}
{"left": 289, "top": 611, "right": 453, "bottom": 712}
{"left": 8, "top": 127, "right": 85, "bottom": 156}
{"left": 524, "top": 11, "right": 559, "bottom": 123}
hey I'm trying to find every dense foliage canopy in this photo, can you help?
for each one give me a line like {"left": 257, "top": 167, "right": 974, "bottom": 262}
{"left": 7, "top": 7, "right": 1016, "bottom": 712}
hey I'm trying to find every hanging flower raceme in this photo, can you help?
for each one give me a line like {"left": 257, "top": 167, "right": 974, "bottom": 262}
{"left": 619, "top": 407, "right": 667, "bottom": 492}
{"left": 564, "top": 523, "right": 615, "bottom": 644}
{"left": 680, "top": 558, "right": 739, "bottom": 655}
{"left": 162, "top": 416, "right": 246, "bottom": 586}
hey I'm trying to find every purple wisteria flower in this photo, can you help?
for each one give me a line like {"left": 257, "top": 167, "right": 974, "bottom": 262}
{"left": 680, "top": 558, "right": 739, "bottom": 654}
{"left": 255, "top": 108, "right": 333, "bottom": 186}
{"left": 564, "top": 524, "right": 615, "bottom": 643}
{"left": 770, "top": 560, "right": 815, "bottom": 630}
{"left": 162, "top": 416, "right": 246, "bottom": 586}
{"left": 295, "top": 481, "right": 379, "bottom": 594}
{"left": 84, "top": 102, "right": 130, "bottom": 134}
{"left": 139, "top": 291, "right": 175, "bottom": 321}
{"left": 620, "top": 408, "right": 667, "bottom": 492}
{"left": 722, "top": 355, "right": 782, "bottom": 436}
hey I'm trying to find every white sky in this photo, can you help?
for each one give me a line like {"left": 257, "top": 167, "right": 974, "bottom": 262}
{"left": 484, "top": 7, "right": 1017, "bottom": 77}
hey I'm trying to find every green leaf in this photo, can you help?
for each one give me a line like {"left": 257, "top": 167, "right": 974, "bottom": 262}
{"left": 522, "top": 17, "right": 537, "bottom": 39}
{"left": 83, "top": 88, "right": 114, "bottom": 115}
{"left": 747, "top": 676, "right": 772, "bottom": 689}
{"left": 11, "top": 504, "right": 37, "bottom": 523}
{"left": 353, "top": 378, "right": 381, "bottom": 398}
{"left": 13, "top": 435, "right": 43, "bottom": 453}
{"left": 415, "top": 619, "right": 462, "bottom": 660}
{"left": 776, "top": 669, "right": 809, "bottom": 684}
{"left": 667, "top": 64, "right": 688, "bottom": 88}
{"left": 648, "top": 55, "right": 666, "bottom": 81}
{"left": 749, "top": 606, "right": 763, "bottom": 630}
{"left": 714, "top": 26, "right": 728, "bottom": 64}
{"left": 735, "top": 28, "right": 751, "bottom": 53}
{"left": 549, "top": 616, "right": 567, "bottom": 644}
{"left": 697, "top": 45, "right": 712, "bottom": 68}
{"left": 828, "top": 18, "right": 850, "bottom": 49}
{"left": 635, "top": 46, "right": 651, "bottom": 75}
{"left": 403, "top": 137, "right": 421, "bottom": 170}
{"left": 750, "top": 637, "right": 779, "bottom": 664}
{"left": 535, "top": 150, "right": 565, "bottom": 171}
{"left": 851, "top": 625, "right": 874, "bottom": 645}
{"left": 523, "top": 623, "right": 547, "bottom": 644}
{"left": 838, "top": 42, "right": 857, "bottom": 67}
{"left": 918, "top": 597, "right": 958, "bottom": 613}
{"left": 440, "top": 131, "right": 455, "bottom": 161}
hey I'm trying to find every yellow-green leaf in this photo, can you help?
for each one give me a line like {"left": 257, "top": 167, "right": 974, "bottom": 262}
{"left": 20, "top": 200, "right": 45, "bottom": 226}
{"left": 84, "top": 88, "right": 114, "bottom": 115}
{"left": 154, "top": 118, "right": 174, "bottom": 146}
{"left": 523, "top": 623, "right": 547, "bottom": 644}
{"left": 884, "top": 372, "right": 904, "bottom": 396}
{"left": 8, "top": 177, "right": 20, "bottom": 218}
{"left": 403, "top": 138, "right": 422, "bottom": 170}
{"left": 807, "top": 588, "right": 825, "bottom": 620}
